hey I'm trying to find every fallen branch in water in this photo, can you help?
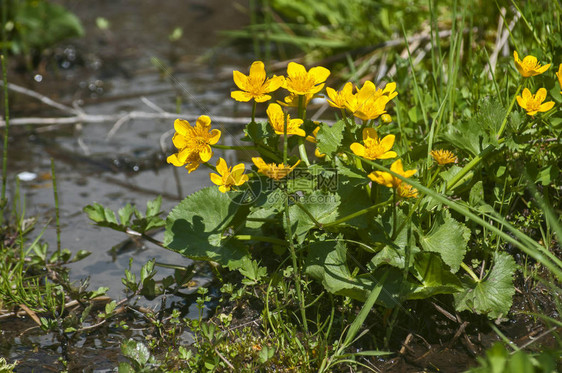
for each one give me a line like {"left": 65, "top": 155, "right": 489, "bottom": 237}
{"left": 0, "top": 81, "right": 262, "bottom": 133}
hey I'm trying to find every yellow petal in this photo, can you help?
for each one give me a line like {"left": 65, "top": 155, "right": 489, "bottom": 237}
{"left": 185, "top": 160, "right": 201, "bottom": 173}
{"left": 199, "top": 146, "right": 212, "bottom": 163}
{"left": 210, "top": 172, "right": 223, "bottom": 186}
{"left": 539, "top": 101, "right": 555, "bottom": 112}
{"left": 267, "top": 103, "right": 283, "bottom": 120}
{"left": 383, "top": 82, "right": 396, "bottom": 94}
{"left": 216, "top": 158, "right": 228, "bottom": 175}
{"left": 208, "top": 129, "right": 221, "bottom": 145}
{"left": 172, "top": 133, "right": 187, "bottom": 149}
{"left": 516, "top": 95, "right": 525, "bottom": 108}
{"left": 167, "top": 153, "right": 184, "bottom": 166}
{"left": 537, "top": 63, "right": 551, "bottom": 74}
{"left": 403, "top": 169, "right": 417, "bottom": 178}
{"left": 233, "top": 70, "right": 248, "bottom": 90}
{"left": 362, "top": 127, "right": 378, "bottom": 142}
{"left": 219, "top": 185, "right": 229, "bottom": 193}
{"left": 535, "top": 88, "right": 547, "bottom": 102}
{"left": 196, "top": 115, "right": 211, "bottom": 129}
{"left": 174, "top": 119, "right": 191, "bottom": 136}
{"left": 252, "top": 157, "right": 266, "bottom": 169}
{"left": 378, "top": 151, "right": 397, "bottom": 160}
{"left": 390, "top": 159, "right": 404, "bottom": 174}
{"left": 309, "top": 66, "right": 331, "bottom": 84}
{"left": 266, "top": 75, "right": 285, "bottom": 92}
{"left": 379, "top": 134, "right": 395, "bottom": 151}
{"left": 254, "top": 94, "right": 272, "bottom": 103}
{"left": 287, "top": 62, "right": 306, "bottom": 77}
{"left": 249, "top": 61, "right": 266, "bottom": 83}
{"left": 350, "top": 143, "right": 365, "bottom": 157}
{"left": 231, "top": 90, "right": 254, "bottom": 102}
{"left": 522, "top": 88, "right": 531, "bottom": 100}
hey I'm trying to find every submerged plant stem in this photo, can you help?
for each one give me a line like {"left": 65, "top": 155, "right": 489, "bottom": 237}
{"left": 51, "top": 158, "right": 61, "bottom": 257}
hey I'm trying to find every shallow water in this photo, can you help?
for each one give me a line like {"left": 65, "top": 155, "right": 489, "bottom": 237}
{"left": 5, "top": 0, "right": 252, "bottom": 300}
{"left": 2, "top": 0, "right": 253, "bottom": 367}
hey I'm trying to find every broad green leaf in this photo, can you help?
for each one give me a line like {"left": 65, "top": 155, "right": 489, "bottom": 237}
{"left": 164, "top": 187, "right": 250, "bottom": 270}
{"left": 287, "top": 190, "right": 340, "bottom": 243}
{"left": 417, "top": 210, "right": 470, "bottom": 273}
{"left": 243, "top": 120, "right": 279, "bottom": 149}
{"left": 316, "top": 119, "right": 345, "bottom": 157}
{"left": 305, "top": 239, "right": 411, "bottom": 306}
{"left": 121, "top": 339, "right": 150, "bottom": 365}
{"left": 410, "top": 252, "right": 463, "bottom": 299}
{"left": 454, "top": 252, "right": 516, "bottom": 318}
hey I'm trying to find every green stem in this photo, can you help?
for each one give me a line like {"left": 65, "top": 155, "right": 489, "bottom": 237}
{"left": 284, "top": 192, "right": 308, "bottom": 333}
{"left": 297, "top": 94, "right": 306, "bottom": 120}
{"left": 257, "top": 144, "right": 283, "bottom": 163}
{"left": 50, "top": 159, "right": 61, "bottom": 258}
{"left": 233, "top": 234, "right": 288, "bottom": 246}
{"left": 251, "top": 101, "right": 257, "bottom": 124}
{"left": 1, "top": 55, "right": 9, "bottom": 206}
{"left": 496, "top": 83, "right": 522, "bottom": 139}
{"left": 460, "top": 262, "right": 480, "bottom": 282}
{"left": 323, "top": 198, "right": 392, "bottom": 228}
{"left": 392, "top": 188, "right": 397, "bottom": 237}
{"left": 212, "top": 144, "right": 257, "bottom": 151}
{"left": 446, "top": 144, "right": 496, "bottom": 191}
{"left": 283, "top": 111, "right": 288, "bottom": 164}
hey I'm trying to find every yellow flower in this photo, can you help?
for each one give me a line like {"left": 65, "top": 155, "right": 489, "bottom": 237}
{"left": 284, "top": 62, "right": 330, "bottom": 96}
{"left": 305, "top": 126, "right": 326, "bottom": 158}
{"left": 267, "top": 103, "right": 305, "bottom": 137}
{"left": 513, "top": 51, "right": 551, "bottom": 78}
{"left": 326, "top": 82, "right": 353, "bottom": 109}
{"left": 516, "top": 88, "right": 555, "bottom": 116}
{"left": 167, "top": 116, "right": 221, "bottom": 173}
{"left": 556, "top": 63, "right": 562, "bottom": 95}
{"left": 209, "top": 158, "right": 248, "bottom": 193}
{"left": 278, "top": 92, "right": 315, "bottom": 108}
{"left": 368, "top": 159, "right": 417, "bottom": 189}
{"left": 350, "top": 128, "right": 397, "bottom": 160}
{"left": 345, "top": 81, "right": 396, "bottom": 120}
{"left": 231, "top": 61, "right": 284, "bottom": 102}
{"left": 430, "top": 149, "right": 457, "bottom": 165}
{"left": 397, "top": 183, "right": 418, "bottom": 199}
{"left": 252, "top": 157, "right": 300, "bottom": 180}
{"left": 381, "top": 114, "right": 392, "bottom": 124}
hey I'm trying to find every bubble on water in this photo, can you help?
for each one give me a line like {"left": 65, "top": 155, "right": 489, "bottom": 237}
{"left": 132, "top": 165, "right": 140, "bottom": 172}
{"left": 33, "top": 74, "right": 43, "bottom": 82}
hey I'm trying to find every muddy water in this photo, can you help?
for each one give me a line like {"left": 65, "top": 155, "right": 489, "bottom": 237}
{"left": 5, "top": 0, "right": 253, "bottom": 299}
{"left": 2, "top": 1, "right": 253, "bottom": 365}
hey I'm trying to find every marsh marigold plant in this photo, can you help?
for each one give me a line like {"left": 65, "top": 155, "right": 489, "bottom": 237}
{"left": 267, "top": 103, "right": 305, "bottom": 136}
{"left": 513, "top": 51, "right": 551, "bottom": 78}
{"left": 430, "top": 149, "right": 458, "bottom": 165}
{"left": 209, "top": 158, "right": 248, "bottom": 193}
{"left": 231, "top": 61, "right": 284, "bottom": 102}
{"left": 252, "top": 157, "right": 300, "bottom": 180}
{"left": 167, "top": 116, "right": 221, "bottom": 173}
{"left": 369, "top": 159, "right": 417, "bottom": 191}
{"left": 516, "top": 88, "right": 555, "bottom": 116}
{"left": 350, "top": 128, "right": 397, "bottom": 160}
{"left": 284, "top": 62, "right": 330, "bottom": 96}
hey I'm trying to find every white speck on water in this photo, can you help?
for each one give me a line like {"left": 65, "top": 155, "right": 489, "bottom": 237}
{"left": 17, "top": 171, "right": 37, "bottom": 181}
